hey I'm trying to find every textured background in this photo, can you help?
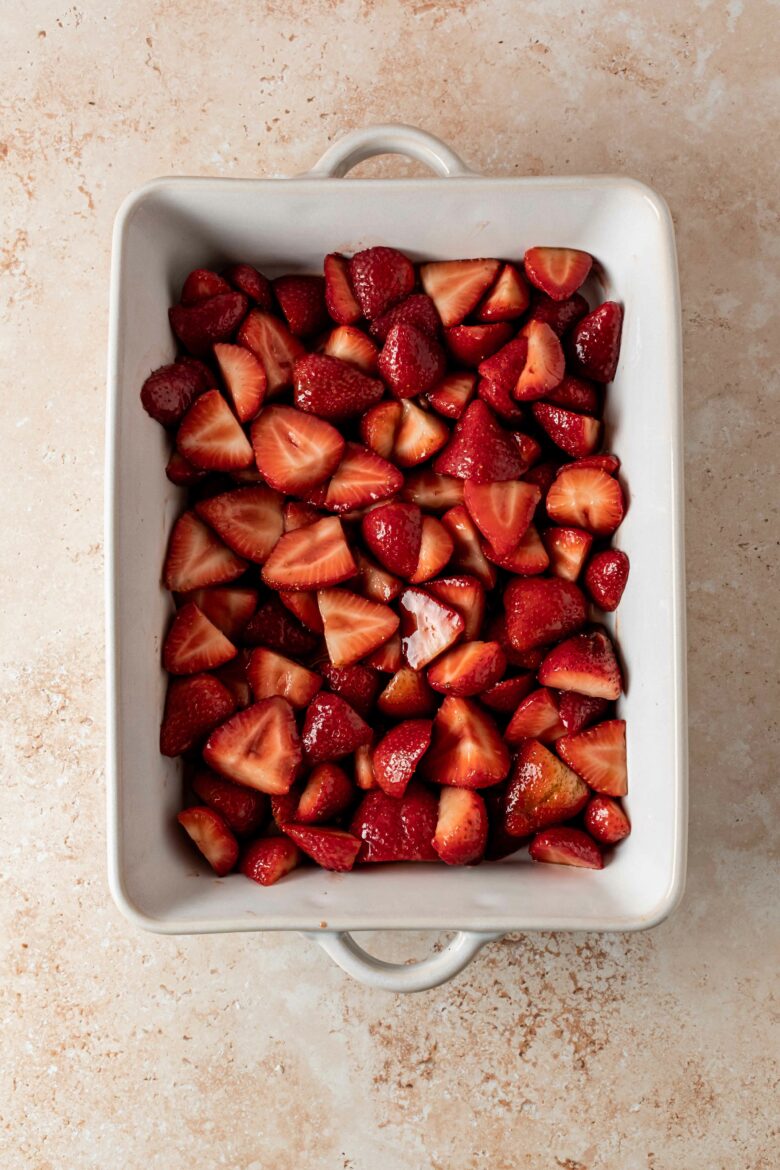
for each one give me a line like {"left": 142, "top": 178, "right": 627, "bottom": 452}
{"left": 2, "top": 2, "right": 778, "bottom": 1167}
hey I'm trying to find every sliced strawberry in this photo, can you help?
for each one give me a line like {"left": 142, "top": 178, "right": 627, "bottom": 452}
{"left": 196, "top": 485, "right": 283, "bottom": 563}
{"left": 426, "top": 371, "right": 476, "bottom": 419}
{"left": 229, "top": 465, "right": 265, "bottom": 485}
{"left": 247, "top": 646, "right": 321, "bottom": 709}
{"left": 377, "top": 665, "right": 436, "bottom": 718}
{"left": 262, "top": 516, "right": 356, "bottom": 591}
{"left": 237, "top": 310, "right": 306, "bottom": 395}
{"left": 539, "top": 630, "right": 622, "bottom": 700}
{"left": 251, "top": 404, "right": 344, "bottom": 496}
{"left": 350, "top": 782, "right": 439, "bottom": 863}
{"left": 360, "top": 400, "right": 402, "bottom": 459}
{"left": 399, "top": 587, "right": 465, "bottom": 670}
{"left": 524, "top": 247, "right": 592, "bottom": 301}
{"left": 378, "top": 323, "right": 446, "bottom": 398}
{"left": 278, "top": 589, "right": 324, "bottom": 633}
{"left": 480, "top": 673, "right": 535, "bottom": 714}
{"left": 514, "top": 321, "right": 565, "bottom": 401}
{"left": 141, "top": 361, "right": 212, "bottom": 427}
{"left": 322, "top": 325, "right": 379, "bottom": 372}
{"left": 425, "top": 574, "right": 485, "bottom": 641}
{"left": 163, "top": 511, "right": 247, "bottom": 592}
{"left": 584, "top": 795, "right": 631, "bottom": 843}
{"left": 349, "top": 246, "right": 415, "bottom": 320}
{"left": 541, "top": 526, "right": 593, "bottom": 582}
{"left": 272, "top": 274, "right": 328, "bottom": 336}
{"left": 213, "top": 343, "right": 267, "bottom": 422}
{"left": 504, "top": 687, "right": 566, "bottom": 745}
{"left": 477, "top": 376, "right": 525, "bottom": 423}
{"left": 440, "top": 506, "right": 497, "bottom": 589}
{"left": 558, "top": 691, "right": 610, "bottom": 735}
{"left": 223, "top": 263, "right": 273, "bottom": 309}
{"left": 293, "top": 353, "right": 384, "bottom": 420}
{"left": 419, "top": 259, "right": 501, "bottom": 327}
{"left": 566, "top": 453, "right": 621, "bottom": 475}
{"left": 463, "top": 479, "right": 540, "bottom": 558}
{"left": 584, "top": 549, "right": 630, "bottom": 611}
{"left": 177, "top": 390, "right": 254, "bottom": 471}
{"left": 363, "top": 631, "right": 402, "bottom": 672}
{"left": 318, "top": 588, "right": 400, "bottom": 667}
{"left": 532, "top": 403, "right": 602, "bottom": 457}
{"left": 294, "top": 763, "right": 354, "bottom": 824}
{"left": 166, "top": 448, "right": 207, "bottom": 486}
{"left": 444, "top": 323, "right": 514, "bottom": 368}
{"left": 324, "top": 253, "right": 362, "bottom": 325}
{"left": 485, "top": 523, "right": 550, "bottom": 575}
{"left": 282, "top": 500, "right": 321, "bottom": 532}
{"left": 163, "top": 602, "right": 236, "bottom": 675}
{"left": 354, "top": 549, "right": 402, "bottom": 603}
{"left": 545, "top": 374, "right": 600, "bottom": 415}
{"left": 434, "top": 400, "right": 525, "bottom": 484}
{"left": 409, "top": 516, "right": 454, "bottom": 584}
{"left": 504, "top": 577, "right": 587, "bottom": 651}
{"left": 212, "top": 651, "right": 253, "bottom": 709}
{"left": 180, "top": 585, "right": 258, "bottom": 640}
{"left": 177, "top": 806, "right": 238, "bottom": 875}
{"left": 181, "top": 268, "right": 232, "bottom": 305}
{"left": 242, "top": 596, "right": 319, "bottom": 656}
{"left": 323, "top": 443, "right": 402, "bottom": 513}
{"left": 433, "top": 788, "right": 489, "bottom": 864}
{"left": 282, "top": 824, "right": 361, "bottom": 872}
{"left": 301, "top": 692, "right": 372, "bottom": 763}
{"left": 477, "top": 337, "right": 529, "bottom": 394}
{"left": 504, "top": 739, "right": 588, "bottom": 836}
{"left": 476, "top": 262, "right": 530, "bottom": 321}
{"left": 169, "top": 292, "right": 248, "bottom": 357}
{"left": 423, "top": 696, "right": 510, "bottom": 789}
{"left": 192, "top": 770, "right": 266, "bottom": 834}
{"left": 321, "top": 662, "right": 380, "bottom": 717}
{"left": 529, "top": 826, "right": 603, "bottom": 869}
{"left": 203, "top": 697, "right": 301, "bottom": 794}
{"left": 372, "top": 719, "right": 433, "bottom": 798}
{"left": 361, "top": 501, "right": 423, "bottom": 578}
{"left": 354, "top": 743, "right": 378, "bottom": 790}
{"left": 392, "top": 399, "right": 450, "bottom": 468}
{"left": 241, "top": 836, "right": 300, "bottom": 885}
{"left": 370, "top": 293, "right": 441, "bottom": 342}
{"left": 528, "top": 291, "right": 589, "bottom": 337}
{"left": 569, "top": 301, "right": 623, "bottom": 382}
{"left": 546, "top": 466, "right": 625, "bottom": 535}
{"left": 402, "top": 470, "right": 464, "bottom": 511}
{"left": 557, "top": 718, "right": 627, "bottom": 795}
{"left": 428, "top": 640, "right": 506, "bottom": 697}
{"left": 160, "top": 674, "right": 236, "bottom": 757}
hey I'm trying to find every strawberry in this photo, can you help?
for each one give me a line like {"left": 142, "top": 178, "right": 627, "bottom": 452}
{"left": 349, "top": 246, "right": 415, "bottom": 320}
{"left": 558, "top": 691, "right": 610, "bottom": 735}
{"left": 223, "top": 263, "right": 273, "bottom": 309}
{"left": 169, "top": 292, "right": 248, "bottom": 356}
{"left": 399, "top": 587, "right": 465, "bottom": 670}
{"left": 321, "top": 662, "right": 380, "bottom": 717}
{"left": 372, "top": 718, "right": 433, "bottom": 798}
{"left": 409, "top": 516, "right": 454, "bottom": 583}
{"left": 504, "top": 687, "right": 566, "bottom": 745}
{"left": 163, "top": 602, "right": 237, "bottom": 675}
{"left": 177, "top": 806, "right": 239, "bottom": 875}
{"left": 433, "top": 788, "right": 489, "bottom": 864}
{"left": 477, "top": 337, "right": 529, "bottom": 394}
{"left": 557, "top": 718, "right": 627, "bottom": 795}
{"left": 294, "top": 763, "right": 354, "bottom": 824}
{"left": 476, "top": 262, "right": 530, "bottom": 321}
{"left": 181, "top": 268, "right": 232, "bottom": 305}
{"left": 426, "top": 371, "right": 476, "bottom": 419}
{"left": 229, "top": 465, "right": 265, "bottom": 485}
{"left": 423, "top": 696, "right": 510, "bottom": 789}
{"left": 213, "top": 343, "right": 267, "bottom": 422}
{"left": 392, "top": 399, "right": 450, "bottom": 467}
{"left": 524, "top": 247, "right": 592, "bottom": 301}
{"left": 485, "top": 522, "right": 550, "bottom": 576}
{"left": 196, "top": 485, "right": 284, "bottom": 562}
{"left": 351, "top": 782, "right": 439, "bottom": 863}
{"left": 522, "top": 460, "right": 561, "bottom": 503}
{"left": 323, "top": 253, "right": 362, "bottom": 325}
{"left": 531, "top": 403, "right": 602, "bottom": 457}
{"left": 269, "top": 790, "right": 299, "bottom": 829}
{"left": 251, "top": 405, "right": 344, "bottom": 496}
{"left": 584, "top": 549, "right": 630, "bottom": 611}
{"left": 160, "top": 674, "right": 236, "bottom": 757}
{"left": 278, "top": 589, "right": 324, "bottom": 633}
{"left": 528, "top": 826, "right": 603, "bottom": 869}
{"left": 166, "top": 449, "right": 207, "bottom": 486}
{"left": 541, "top": 526, "right": 593, "bottom": 582}
{"left": 428, "top": 640, "right": 506, "bottom": 697}
{"left": 377, "top": 665, "right": 436, "bottom": 718}
{"left": 237, "top": 310, "right": 306, "bottom": 395}
{"left": 282, "top": 500, "right": 322, "bottom": 532}
{"left": 241, "top": 836, "right": 300, "bottom": 885}
{"left": 440, "top": 506, "right": 497, "bottom": 589}
{"left": 272, "top": 274, "right": 328, "bottom": 336}
{"left": 318, "top": 588, "right": 400, "bottom": 667}
{"left": 584, "top": 795, "right": 631, "bottom": 843}
{"left": 247, "top": 646, "right": 322, "bottom": 709}
{"left": 419, "top": 258, "right": 501, "bottom": 327}
{"left": 360, "top": 400, "right": 402, "bottom": 459}
{"left": 480, "top": 673, "right": 534, "bottom": 714}
{"left": 180, "top": 586, "right": 258, "bottom": 640}
{"left": 141, "top": 361, "right": 212, "bottom": 427}
{"left": 527, "top": 291, "right": 589, "bottom": 337}
{"left": 364, "top": 631, "right": 402, "bottom": 672}
{"left": 504, "top": 577, "right": 587, "bottom": 651}
{"left": 361, "top": 501, "right": 423, "bottom": 578}
{"left": 282, "top": 824, "right": 361, "bottom": 871}
{"left": 322, "top": 443, "right": 402, "bottom": 513}
{"left": 505, "top": 739, "right": 588, "bottom": 836}
{"left": 212, "top": 651, "right": 253, "bottom": 709}
{"left": 544, "top": 374, "right": 600, "bottom": 415}
{"left": 262, "top": 516, "right": 356, "bottom": 591}
{"left": 546, "top": 466, "right": 625, "bottom": 535}
{"left": 402, "top": 470, "right": 464, "bottom": 511}
{"left": 242, "top": 596, "right": 319, "bottom": 656}
{"left": 538, "top": 630, "right": 623, "bottom": 700}
{"left": 322, "top": 325, "right": 379, "bottom": 373}
{"left": 301, "top": 691, "right": 372, "bottom": 763}
{"left": 192, "top": 770, "right": 266, "bottom": 834}
{"left": 434, "top": 400, "right": 526, "bottom": 483}
{"left": 163, "top": 511, "right": 247, "bottom": 592}
{"left": 354, "top": 743, "right": 378, "bottom": 790}
{"left": 177, "top": 390, "right": 254, "bottom": 471}
{"left": 569, "top": 301, "right": 623, "bottom": 382}
{"left": 353, "top": 549, "right": 402, "bottom": 603}
{"left": 477, "top": 376, "right": 525, "bottom": 423}
{"left": 293, "top": 353, "right": 384, "bottom": 420}
{"left": 514, "top": 321, "right": 565, "bottom": 400}
{"left": 204, "top": 697, "right": 301, "bottom": 794}
{"left": 378, "top": 323, "right": 446, "bottom": 397}
{"left": 463, "top": 479, "right": 540, "bottom": 557}
{"left": 444, "top": 323, "right": 514, "bottom": 368}
{"left": 425, "top": 574, "right": 485, "bottom": 641}
{"left": 370, "top": 293, "right": 441, "bottom": 342}
{"left": 487, "top": 612, "right": 546, "bottom": 670}
{"left": 566, "top": 453, "right": 621, "bottom": 474}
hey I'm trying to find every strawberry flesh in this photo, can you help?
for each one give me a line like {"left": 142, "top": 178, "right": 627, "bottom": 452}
{"left": 399, "top": 587, "right": 465, "bottom": 670}
{"left": 177, "top": 806, "right": 239, "bottom": 875}
{"left": 192, "top": 770, "right": 267, "bottom": 834}
{"left": 203, "top": 697, "right": 302, "bottom": 794}
{"left": 528, "top": 826, "right": 603, "bottom": 869}
{"left": 423, "top": 696, "right": 509, "bottom": 789}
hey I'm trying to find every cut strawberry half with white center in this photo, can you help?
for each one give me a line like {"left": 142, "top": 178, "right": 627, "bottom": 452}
{"left": 278, "top": 589, "right": 324, "bottom": 632}
{"left": 213, "top": 343, "right": 267, "bottom": 422}
{"left": 251, "top": 404, "right": 345, "bottom": 496}
{"left": 484, "top": 522, "right": 550, "bottom": 576}
{"left": 322, "top": 443, "right": 402, "bottom": 513}
{"left": 425, "top": 574, "right": 485, "bottom": 641}
{"left": 541, "top": 526, "right": 593, "bottom": 581}
{"left": 538, "top": 629, "right": 623, "bottom": 700}
{"left": 360, "top": 400, "right": 402, "bottom": 459}
{"left": 419, "top": 258, "right": 501, "bottom": 327}
{"left": 247, "top": 646, "right": 322, "bottom": 709}
{"left": 163, "top": 602, "right": 237, "bottom": 675}
{"left": 392, "top": 399, "right": 450, "bottom": 467}
{"left": 504, "top": 686, "right": 566, "bottom": 745}
{"left": 402, "top": 470, "right": 464, "bottom": 511}
{"left": 177, "top": 806, "right": 239, "bottom": 876}
{"left": 377, "top": 666, "right": 436, "bottom": 718}
{"left": 423, "top": 696, "right": 509, "bottom": 789}
{"left": 177, "top": 389, "right": 254, "bottom": 471}
{"left": 504, "top": 739, "right": 589, "bottom": 836}
{"left": 514, "top": 321, "right": 565, "bottom": 401}
{"left": 433, "top": 788, "right": 489, "bottom": 865}
{"left": 163, "top": 511, "right": 247, "bottom": 592}
{"left": 203, "top": 697, "right": 301, "bottom": 794}
{"left": 195, "top": 485, "right": 284, "bottom": 563}
{"left": 409, "top": 516, "right": 454, "bottom": 583}
{"left": 523, "top": 247, "right": 593, "bottom": 301}
{"left": 354, "top": 549, "right": 402, "bottom": 603}
{"left": 322, "top": 325, "right": 379, "bottom": 373}
{"left": 463, "top": 479, "right": 540, "bottom": 558}
{"left": 324, "top": 253, "right": 362, "bottom": 325}
{"left": 236, "top": 309, "right": 305, "bottom": 395}
{"left": 426, "top": 372, "right": 476, "bottom": 419}
{"left": 427, "top": 640, "right": 506, "bottom": 697}
{"left": 557, "top": 718, "right": 627, "bottom": 796}
{"left": 398, "top": 587, "right": 465, "bottom": 670}
{"left": 318, "top": 588, "right": 400, "bottom": 667}
{"left": 440, "top": 505, "right": 497, "bottom": 589}
{"left": 546, "top": 466, "right": 625, "bottom": 535}
{"left": 476, "top": 262, "right": 530, "bottom": 321}
{"left": 178, "top": 586, "right": 258, "bottom": 640}
{"left": 261, "top": 515, "right": 356, "bottom": 591}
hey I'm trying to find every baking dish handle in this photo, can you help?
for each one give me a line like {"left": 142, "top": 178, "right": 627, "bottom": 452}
{"left": 302, "top": 929, "right": 502, "bottom": 993}
{"left": 301, "top": 123, "right": 477, "bottom": 179}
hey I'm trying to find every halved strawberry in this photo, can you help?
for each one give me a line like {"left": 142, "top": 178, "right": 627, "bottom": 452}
{"left": 177, "top": 390, "right": 254, "bottom": 471}
{"left": 444, "top": 323, "right": 514, "bottom": 368}
{"left": 180, "top": 586, "right": 258, "bottom": 640}
{"left": 440, "top": 506, "right": 497, "bottom": 589}
{"left": 514, "top": 321, "right": 565, "bottom": 401}
{"left": 370, "top": 293, "right": 441, "bottom": 342}
{"left": 477, "top": 376, "right": 525, "bottom": 423}
{"left": 177, "top": 806, "right": 239, "bottom": 875}
{"left": 419, "top": 258, "right": 501, "bottom": 327}
{"left": 504, "top": 739, "right": 588, "bottom": 836}
{"left": 545, "top": 374, "right": 600, "bottom": 415}
{"left": 353, "top": 549, "right": 402, "bottom": 603}
{"left": 212, "top": 651, "right": 253, "bottom": 709}
{"left": 434, "top": 400, "right": 525, "bottom": 484}
{"left": 485, "top": 523, "right": 550, "bottom": 576}
{"left": 399, "top": 587, "right": 465, "bottom": 670}
{"left": 360, "top": 401, "right": 402, "bottom": 459}
{"left": 349, "top": 246, "right": 415, "bottom": 320}
{"left": 584, "top": 795, "right": 631, "bottom": 843}
{"left": 272, "top": 274, "right": 328, "bottom": 336}
{"left": 557, "top": 718, "right": 627, "bottom": 795}
{"left": 294, "top": 763, "right": 354, "bottom": 824}
{"left": 203, "top": 697, "right": 301, "bottom": 794}
{"left": 282, "top": 824, "right": 361, "bottom": 872}
{"left": 529, "top": 826, "right": 603, "bottom": 869}
{"left": 363, "top": 631, "right": 402, "bottom": 672}
{"left": 566, "top": 453, "right": 621, "bottom": 475}
{"left": 532, "top": 403, "right": 602, "bottom": 457}
{"left": 433, "top": 788, "right": 489, "bottom": 864}
{"left": 426, "top": 371, "right": 476, "bottom": 419}
{"left": 278, "top": 590, "right": 324, "bottom": 633}
{"left": 322, "top": 443, "right": 402, "bottom": 513}
{"left": 428, "top": 640, "right": 506, "bottom": 697}
{"left": 409, "top": 516, "right": 454, "bottom": 584}
{"left": 528, "top": 291, "right": 589, "bottom": 338}
{"left": 243, "top": 596, "right": 319, "bottom": 656}
{"left": 558, "top": 691, "right": 610, "bottom": 735}
{"left": 425, "top": 574, "right": 485, "bottom": 641}
{"left": 322, "top": 325, "right": 379, "bottom": 372}
{"left": 584, "top": 549, "right": 630, "bottom": 611}
{"left": 301, "top": 691, "right": 372, "bottom": 763}
{"left": 240, "top": 836, "right": 300, "bottom": 885}
{"left": 354, "top": 743, "right": 378, "bottom": 790}
{"left": 463, "top": 479, "right": 540, "bottom": 558}
{"left": 283, "top": 500, "right": 323, "bottom": 532}
{"left": 166, "top": 448, "right": 208, "bottom": 486}
{"left": 504, "top": 577, "right": 587, "bottom": 651}
{"left": 237, "top": 310, "right": 306, "bottom": 395}
{"left": 213, "top": 343, "right": 266, "bottom": 422}
{"left": 169, "top": 292, "right": 248, "bottom": 356}
{"left": 247, "top": 646, "right": 321, "bottom": 709}
{"left": 378, "top": 323, "right": 446, "bottom": 398}
{"left": 524, "top": 247, "right": 592, "bottom": 301}
{"left": 504, "top": 687, "right": 566, "bottom": 745}
{"left": 392, "top": 399, "right": 449, "bottom": 468}
{"left": 569, "top": 301, "right": 623, "bottom": 382}
{"left": 269, "top": 790, "right": 299, "bottom": 829}
{"left": 318, "top": 588, "right": 400, "bottom": 667}
{"left": 402, "top": 470, "right": 464, "bottom": 511}
{"left": 546, "top": 466, "right": 625, "bottom": 535}
{"left": 350, "top": 782, "right": 439, "bottom": 863}
{"left": 192, "top": 770, "right": 266, "bottom": 834}
{"left": 324, "top": 253, "right": 362, "bottom": 325}
{"left": 321, "top": 662, "right": 380, "bottom": 717}
{"left": 181, "top": 268, "right": 232, "bottom": 305}
{"left": 141, "top": 360, "right": 212, "bottom": 427}
{"left": 539, "top": 630, "right": 622, "bottom": 700}
{"left": 480, "top": 673, "right": 535, "bottom": 714}
{"left": 541, "top": 526, "right": 593, "bottom": 581}
{"left": 423, "top": 696, "right": 510, "bottom": 789}
{"left": 251, "top": 405, "right": 344, "bottom": 496}
{"left": 361, "top": 501, "right": 423, "bottom": 579}
{"left": 163, "top": 511, "right": 247, "bottom": 592}
{"left": 376, "top": 665, "right": 436, "bottom": 718}
{"left": 163, "top": 602, "right": 236, "bottom": 675}
{"left": 160, "top": 674, "right": 236, "bottom": 757}
{"left": 196, "top": 485, "right": 284, "bottom": 562}
{"left": 223, "top": 263, "right": 273, "bottom": 309}
{"left": 293, "top": 353, "right": 384, "bottom": 420}
{"left": 487, "top": 613, "right": 545, "bottom": 670}
{"left": 372, "top": 718, "right": 433, "bottom": 798}
{"left": 262, "top": 516, "right": 356, "bottom": 591}
{"left": 477, "top": 337, "right": 529, "bottom": 394}
{"left": 476, "top": 262, "right": 530, "bottom": 321}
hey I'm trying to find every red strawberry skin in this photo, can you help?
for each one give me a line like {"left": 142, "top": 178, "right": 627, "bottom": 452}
{"left": 141, "top": 361, "right": 211, "bottom": 427}
{"left": 321, "top": 663, "right": 380, "bottom": 717}
{"left": 349, "top": 246, "right": 415, "bottom": 320}
{"left": 192, "top": 770, "right": 267, "bottom": 834}
{"left": 242, "top": 596, "right": 320, "bottom": 656}
{"left": 434, "top": 400, "right": 526, "bottom": 484}
{"left": 584, "top": 549, "right": 630, "bottom": 611}
{"left": 372, "top": 718, "right": 433, "bottom": 798}
{"left": 293, "top": 353, "right": 384, "bottom": 420}
{"left": 558, "top": 692, "right": 610, "bottom": 735}
{"left": 569, "top": 301, "right": 624, "bottom": 382}
{"left": 529, "top": 826, "right": 604, "bottom": 869}
{"left": 350, "top": 783, "right": 439, "bottom": 862}
{"left": 301, "top": 693, "right": 372, "bottom": 764}
{"left": 444, "top": 323, "right": 514, "bottom": 368}
{"left": 223, "top": 263, "right": 274, "bottom": 309}
{"left": 585, "top": 796, "right": 631, "bottom": 844}
{"left": 504, "top": 577, "right": 588, "bottom": 652}
{"left": 324, "top": 253, "right": 362, "bottom": 325}
{"left": 362, "top": 502, "right": 423, "bottom": 579}
{"left": 272, "top": 274, "right": 328, "bottom": 336}
{"left": 282, "top": 824, "right": 362, "bottom": 871}
{"left": 370, "top": 294, "right": 441, "bottom": 343}
{"left": 433, "top": 788, "right": 488, "bottom": 865}
{"left": 181, "top": 268, "right": 232, "bottom": 305}
{"left": 160, "top": 674, "right": 236, "bottom": 757}
{"left": 528, "top": 292, "right": 589, "bottom": 337}
{"left": 241, "top": 836, "right": 300, "bottom": 885}
{"left": 169, "top": 292, "right": 248, "bottom": 356}
{"left": 177, "top": 806, "right": 239, "bottom": 875}
{"left": 378, "top": 324, "right": 446, "bottom": 398}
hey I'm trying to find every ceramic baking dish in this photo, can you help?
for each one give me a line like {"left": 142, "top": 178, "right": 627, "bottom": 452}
{"left": 106, "top": 124, "right": 687, "bottom": 992}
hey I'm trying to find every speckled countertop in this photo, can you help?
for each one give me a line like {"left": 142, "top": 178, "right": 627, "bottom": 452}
{"left": 2, "top": 2, "right": 778, "bottom": 1167}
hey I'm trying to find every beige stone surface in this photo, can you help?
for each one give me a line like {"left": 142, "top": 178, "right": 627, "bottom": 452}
{"left": 1, "top": 1, "right": 778, "bottom": 1166}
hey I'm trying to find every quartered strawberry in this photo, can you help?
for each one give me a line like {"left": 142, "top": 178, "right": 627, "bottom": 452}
{"left": 444, "top": 323, "right": 514, "bottom": 368}
{"left": 504, "top": 739, "right": 589, "bottom": 837}
{"left": 354, "top": 743, "right": 378, "bottom": 790}
{"left": 392, "top": 399, "right": 450, "bottom": 468}
{"left": 566, "top": 453, "right": 621, "bottom": 475}
{"left": 527, "top": 290, "right": 590, "bottom": 337}
{"left": 504, "top": 687, "right": 566, "bottom": 745}
{"left": 177, "top": 806, "right": 239, "bottom": 875}
{"left": 584, "top": 795, "right": 631, "bottom": 843}
{"left": 363, "top": 631, "right": 402, "bottom": 672}
{"left": 192, "top": 770, "right": 267, "bottom": 834}
{"left": 480, "top": 673, "right": 535, "bottom": 714}
{"left": 237, "top": 310, "right": 306, "bottom": 395}
{"left": 350, "top": 782, "right": 439, "bottom": 863}
{"left": 522, "top": 460, "right": 561, "bottom": 505}
{"left": 360, "top": 400, "right": 402, "bottom": 459}
{"left": 293, "top": 353, "right": 384, "bottom": 420}
{"left": 557, "top": 718, "right": 627, "bottom": 795}
{"left": 294, "top": 763, "right": 354, "bottom": 824}
{"left": 546, "top": 466, "right": 625, "bottom": 535}
{"left": 322, "top": 443, "right": 402, "bottom": 513}
{"left": 163, "top": 601, "right": 237, "bottom": 675}
{"left": 478, "top": 337, "right": 529, "bottom": 394}
{"left": 169, "top": 292, "right": 248, "bottom": 356}
{"left": 251, "top": 405, "right": 344, "bottom": 496}
{"left": 278, "top": 590, "right": 324, "bottom": 633}
{"left": 423, "top": 696, "right": 510, "bottom": 789}
{"left": 322, "top": 325, "right": 379, "bottom": 373}
{"left": 558, "top": 691, "right": 610, "bottom": 735}
{"left": 541, "top": 526, "right": 593, "bottom": 581}
{"left": 166, "top": 449, "right": 208, "bottom": 486}
{"left": 180, "top": 586, "right": 258, "bottom": 640}
{"left": 349, "top": 246, "right": 415, "bottom": 320}
{"left": 141, "top": 361, "right": 212, "bottom": 427}
{"left": 196, "top": 485, "right": 284, "bottom": 562}
{"left": 514, "top": 321, "right": 565, "bottom": 400}
{"left": 318, "top": 588, "right": 400, "bottom": 667}
{"left": 378, "top": 323, "right": 446, "bottom": 397}
{"left": 428, "top": 640, "right": 506, "bottom": 697}
{"left": 476, "top": 262, "right": 530, "bottom": 321}
{"left": 532, "top": 403, "right": 602, "bottom": 457}
{"left": 488, "top": 617, "right": 547, "bottom": 671}
{"left": 324, "top": 253, "right": 362, "bottom": 325}
{"left": 524, "top": 247, "right": 592, "bottom": 301}
{"left": 370, "top": 293, "right": 441, "bottom": 342}
{"left": 242, "top": 595, "right": 319, "bottom": 656}
{"left": 402, "top": 470, "right": 464, "bottom": 511}
{"left": 485, "top": 522, "right": 550, "bottom": 576}
{"left": 584, "top": 549, "right": 630, "bottom": 611}
{"left": 181, "top": 268, "right": 232, "bottom": 305}
{"left": 377, "top": 665, "right": 436, "bottom": 718}
{"left": 433, "top": 788, "right": 489, "bottom": 865}
{"left": 504, "top": 577, "right": 588, "bottom": 651}
{"left": 262, "top": 516, "right": 356, "bottom": 591}
{"left": 477, "top": 376, "right": 525, "bottom": 423}
{"left": 269, "top": 789, "right": 299, "bottom": 829}
{"left": 529, "top": 826, "right": 603, "bottom": 869}
{"left": 301, "top": 691, "right": 372, "bottom": 763}
{"left": 272, "top": 274, "right": 328, "bottom": 336}
{"left": 434, "top": 400, "right": 525, "bottom": 483}
{"left": 321, "top": 662, "right": 380, "bottom": 717}
{"left": 569, "top": 301, "right": 623, "bottom": 382}
{"left": 440, "top": 506, "right": 497, "bottom": 589}
{"left": 240, "top": 836, "right": 300, "bottom": 885}
{"left": 409, "top": 516, "right": 454, "bottom": 584}
{"left": 247, "top": 646, "right": 322, "bottom": 709}
{"left": 372, "top": 718, "right": 433, "bottom": 798}
{"left": 213, "top": 343, "right": 267, "bottom": 422}
{"left": 160, "top": 673, "right": 236, "bottom": 757}
{"left": 539, "top": 630, "right": 623, "bottom": 700}
{"left": 212, "top": 650, "right": 253, "bottom": 709}
{"left": 426, "top": 371, "right": 476, "bottom": 419}
{"left": 399, "top": 587, "right": 465, "bottom": 670}
{"left": 177, "top": 390, "right": 254, "bottom": 471}
{"left": 163, "top": 511, "right": 247, "bottom": 592}
{"left": 353, "top": 549, "right": 402, "bottom": 603}
{"left": 463, "top": 479, "right": 540, "bottom": 558}
{"left": 544, "top": 374, "right": 600, "bottom": 415}
{"left": 426, "top": 574, "right": 485, "bottom": 641}
{"left": 283, "top": 500, "right": 323, "bottom": 532}
{"left": 203, "top": 697, "right": 301, "bottom": 794}
{"left": 282, "top": 824, "right": 362, "bottom": 871}
{"left": 361, "top": 501, "right": 423, "bottom": 579}
{"left": 419, "top": 258, "right": 501, "bottom": 327}
{"left": 223, "top": 263, "right": 273, "bottom": 308}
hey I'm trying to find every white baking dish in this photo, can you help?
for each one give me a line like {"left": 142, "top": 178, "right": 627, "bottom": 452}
{"left": 106, "top": 125, "right": 687, "bottom": 992}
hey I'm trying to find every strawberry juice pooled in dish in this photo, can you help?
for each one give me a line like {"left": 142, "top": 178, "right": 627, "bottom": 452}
{"left": 141, "top": 247, "right": 629, "bottom": 884}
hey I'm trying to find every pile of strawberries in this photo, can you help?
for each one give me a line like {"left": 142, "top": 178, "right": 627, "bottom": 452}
{"left": 142, "top": 244, "right": 631, "bottom": 885}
